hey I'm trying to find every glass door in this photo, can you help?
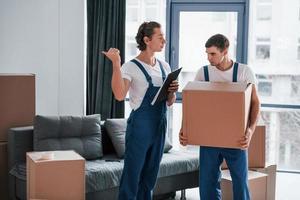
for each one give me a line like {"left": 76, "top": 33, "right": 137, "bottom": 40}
{"left": 166, "top": 0, "right": 249, "bottom": 150}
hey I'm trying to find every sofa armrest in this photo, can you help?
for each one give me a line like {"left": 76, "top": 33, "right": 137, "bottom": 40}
{"left": 8, "top": 126, "right": 34, "bottom": 170}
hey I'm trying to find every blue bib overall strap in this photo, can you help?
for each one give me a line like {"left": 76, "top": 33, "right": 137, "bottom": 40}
{"left": 203, "top": 62, "right": 239, "bottom": 82}
{"left": 200, "top": 62, "right": 250, "bottom": 200}
{"left": 204, "top": 65, "right": 209, "bottom": 82}
{"left": 232, "top": 62, "right": 239, "bottom": 82}
{"left": 157, "top": 60, "right": 166, "bottom": 81}
{"left": 119, "top": 58, "right": 167, "bottom": 200}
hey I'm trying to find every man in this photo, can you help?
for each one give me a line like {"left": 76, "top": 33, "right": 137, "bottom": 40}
{"left": 179, "top": 34, "right": 260, "bottom": 200}
{"left": 103, "top": 21, "right": 178, "bottom": 200}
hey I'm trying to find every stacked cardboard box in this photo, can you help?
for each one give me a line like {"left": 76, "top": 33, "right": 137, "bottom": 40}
{"left": 0, "top": 143, "right": 8, "bottom": 199}
{"left": 221, "top": 126, "right": 276, "bottom": 199}
{"left": 27, "top": 151, "right": 85, "bottom": 200}
{"left": 222, "top": 124, "right": 266, "bottom": 168}
{"left": 0, "top": 74, "right": 35, "bottom": 199}
{"left": 221, "top": 169, "right": 268, "bottom": 200}
{"left": 251, "top": 165, "right": 277, "bottom": 200}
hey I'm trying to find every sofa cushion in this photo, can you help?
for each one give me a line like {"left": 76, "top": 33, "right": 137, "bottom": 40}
{"left": 9, "top": 151, "right": 199, "bottom": 195}
{"left": 85, "top": 150, "right": 199, "bottom": 192}
{"left": 33, "top": 114, "right": 102, "bottom": 160}
{"left": 104, "top": 118, "right": 172, "bottom": 158}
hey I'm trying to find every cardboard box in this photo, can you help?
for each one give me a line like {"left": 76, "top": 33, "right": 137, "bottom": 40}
{"left": 248, "top": 125, "right": 266, "bottom": 168}
{"left": 251, "top": 165, "right": 277, "bottom": 200}
{"left": 0, "top": 142, "right": 8, "bottom": 200}
{"left": 222, "top": 125, "right": 266, "bottom": 168}
{"left": 183, "top": 81, "right": 252, "bottom": 148}
{"left": 27, "top": 151, "right": 85, "bottom": 200}
{"left": 221, "top": 169, "right": 267, "bottom": 200}
{"left": 0, "top": 74, "right": 35, "bottom": 141}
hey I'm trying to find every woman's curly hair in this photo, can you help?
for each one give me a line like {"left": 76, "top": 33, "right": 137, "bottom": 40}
{"left": 135, "top": 21, "right": 161, "bottom": 51}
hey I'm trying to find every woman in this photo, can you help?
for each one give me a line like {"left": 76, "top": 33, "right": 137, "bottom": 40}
{"left": 102, "top": 21, "right": 178, "bottom": 200}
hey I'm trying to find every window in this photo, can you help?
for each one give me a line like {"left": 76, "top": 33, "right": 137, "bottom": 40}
{"left": 299, "top": 0, "right": 300, "bottom": 21}
{"left": 258, "top": 0, "right": 272, "bottom": 2}
{"left": 127, "top": 0, "right": 139, "bottom": 5}
{"left": 249, "top": 0, "right": 300, "bottom": 171}
{"left": 212, "top": 12, "right": 227, "bottom": 21}
{"left": 127, "top": 42, "right": 137, "bottom": 57}
{"left": 145, "top": 0, "right": 157, "bottom": 5}
{"left": 145, "top": 7, "right": 158, "bottom": 21}
{"left": 125, "top": 0, "right": 166, "bottom": 62}
{"left": 257, "top": 0, "right": 272, "bottom": 21}
{"left": 256, "top": 45, "right": 270, "bottom": 59}
{"left": 257, "top": 75, "right": 272, "bottom": 96}
{"left": 298, "top": 38, "right": 300, "bottom": 60}
{"left": 256, "top": 37, "right": 271, "bottom": 60}
{"left": 291, "top": 76, "right": 300, "bottom": 98}
{"left": 127, "top": 7, "right": 139, "bottom": 22}
{"left": 257, "top": 5, "right": 272, "bottom": 20}
{"left": 123, "top": 0, "right": 300, "bottom": 172}
{"left": 258, "top": 82, "right": 272, "bottom": 96}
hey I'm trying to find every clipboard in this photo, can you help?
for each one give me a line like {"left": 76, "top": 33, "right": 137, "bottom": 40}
{"left": 151, "top": 67, "right": 182, "bottom": 105}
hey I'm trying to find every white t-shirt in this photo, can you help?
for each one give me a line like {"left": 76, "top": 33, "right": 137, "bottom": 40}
{"left": 194, "top": 62, "right": 257, "bottom": 84}
{"left": 121, "top": 58, "right": 171, "bottom": 110}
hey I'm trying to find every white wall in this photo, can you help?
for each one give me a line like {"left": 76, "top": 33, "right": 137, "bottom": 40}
{"left": 0, "top": 0, "right": 85, "bottom": 115}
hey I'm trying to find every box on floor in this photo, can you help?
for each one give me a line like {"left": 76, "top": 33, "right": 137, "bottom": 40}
{"left": 27, "top": 150, "right": 85, "bottom": 200}
{"left": 221, "top": 169, "right": 267, "bottom": 200}
{"left": 251, "top": 165, "right": 277, "bottom": 200}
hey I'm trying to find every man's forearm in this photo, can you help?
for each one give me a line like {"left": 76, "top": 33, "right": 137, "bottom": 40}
{"left": 248, "top": 101, "right": 260, "bottom": 132}
{"left": 111, "top": 62, "right": 126, "bottom": 101}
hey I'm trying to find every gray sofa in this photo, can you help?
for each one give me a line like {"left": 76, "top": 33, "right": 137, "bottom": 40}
{"left": 8, "top": 114, "right": 199, "bottom": 200}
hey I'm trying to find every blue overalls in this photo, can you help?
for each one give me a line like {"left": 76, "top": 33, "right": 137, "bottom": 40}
{"left": 199, "top": 63, "right": 250, "bottom": 200}
{"left": 118, "top": 59, "right": 167, "bottom": 200}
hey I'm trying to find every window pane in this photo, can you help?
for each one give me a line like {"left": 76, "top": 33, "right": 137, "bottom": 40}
{"left": 249, "top": 1, "right": 300, "bottom": 105}
{"left": 127, "top": 43, "right": 137, "bottom": 57}
{"left": 256, "top": 44, "right": 270, "bottom": 59}
{"left": 125, "top": 0, "right": 166, "bottom": 62}
{"left": 258, "top": 0, "right": 272, "bottom": 2}
{"left": 127, "top": 0, "right": 139, "bottom": 6}
{"left": 178, "top": 11, "right": 237, "bottom": 91}
{"left": 258, "top": 81, "right": 272, "bottom": 96}
{"left": 291, "top": 76, "right": 300, "bottom": 98}
{"left": 262, "top": 109, "right": 300, "bottom": 171}
{"left": 145, "top": 7, "right": 158, "bottom": 21}
{"left": 145, "top": 0, "right": 157, "bottom": 5}
{"left": 257, "top": 5, "right": 272, "bottom": 20}
{"left": 127, "top": 8, "right": 139, "bottom": 22}
{"left": 249, "top": 0, "right": 300, "bottom": 171}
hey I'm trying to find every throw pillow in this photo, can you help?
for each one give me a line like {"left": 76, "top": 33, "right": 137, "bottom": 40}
{"left": 104, "top": 118, "right": 172, "bottom": 158}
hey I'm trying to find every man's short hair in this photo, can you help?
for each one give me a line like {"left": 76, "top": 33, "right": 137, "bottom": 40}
{"left": 205, "top": 34, "right": 230, "bottom": 52}
{"left": 135, "top": 21, "right": 161, "bottom": 51}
